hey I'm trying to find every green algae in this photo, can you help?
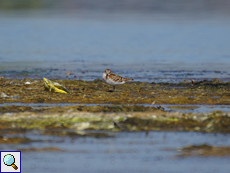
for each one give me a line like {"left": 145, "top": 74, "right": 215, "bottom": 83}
{"left": 0, "top": 108, "right": 229, "bottom": 133}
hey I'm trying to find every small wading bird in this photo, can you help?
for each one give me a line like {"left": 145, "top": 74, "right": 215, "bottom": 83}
{"left": 102, "top": 69, "right": 133, "bottom": 91}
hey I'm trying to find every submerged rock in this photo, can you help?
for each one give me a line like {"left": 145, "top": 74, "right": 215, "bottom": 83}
{"left": 177, "top": 144, "right": 230, "bottom": 157}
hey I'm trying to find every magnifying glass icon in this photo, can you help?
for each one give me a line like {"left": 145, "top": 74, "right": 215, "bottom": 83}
{"left": 3, "top": 154, "right": 18, "bottom": 170}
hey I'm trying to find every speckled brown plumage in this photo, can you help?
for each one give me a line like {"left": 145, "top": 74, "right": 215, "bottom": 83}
{"left": 102, "top": 69, "right": 133, "bottom": 91}
{"left": 106, "top": 73, "right": 133, "bottom": 82}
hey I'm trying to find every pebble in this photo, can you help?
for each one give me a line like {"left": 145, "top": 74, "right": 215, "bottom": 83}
{"left": 1, "top": 92, "right": 8, "bottom": 98}
{"left": 25, "top": 82, "right": 31, "bottom": 85}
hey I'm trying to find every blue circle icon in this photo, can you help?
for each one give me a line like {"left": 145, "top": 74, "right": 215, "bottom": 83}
{"left": 3, "top": 154, "right": 15, "bottom": 166}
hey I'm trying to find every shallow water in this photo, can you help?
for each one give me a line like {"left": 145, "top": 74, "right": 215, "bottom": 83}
{"left": 1, "top": 131, "right": 229, "bottom": 173}
{"left": 1, "top": 8, "right": 230, "bottom": 82}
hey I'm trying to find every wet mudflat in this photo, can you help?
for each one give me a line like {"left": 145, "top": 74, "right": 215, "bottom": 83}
{"left": 0, "top": 78, "right": 230, "bottom": 172}
{"left": 1, "top": 78, "right": 230, "bottom": 105}
{"left": 1, "top": 77, "right": 230, "bottom": 133}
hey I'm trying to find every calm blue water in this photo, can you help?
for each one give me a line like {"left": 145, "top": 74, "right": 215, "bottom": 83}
{"left": 0, "top": 6, "right": 230, "bottom": 82}
{"left": 1, "top": 131, "right": 230, "bottom": 173}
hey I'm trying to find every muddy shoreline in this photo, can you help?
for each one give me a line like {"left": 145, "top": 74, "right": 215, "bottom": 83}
{"left": 1, "top": 78, "right": 230, "bottom": 105}
{"left": 1, "top": 77, "right": 230, "bottom": 134}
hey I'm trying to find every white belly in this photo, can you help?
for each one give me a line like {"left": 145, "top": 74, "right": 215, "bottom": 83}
{"left": 102, "top": 73, "right": 125, "bottom": 86}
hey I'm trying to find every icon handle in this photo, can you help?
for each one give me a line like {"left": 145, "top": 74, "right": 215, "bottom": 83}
{"left": 11, "top": 164, "right": 18, "bottom": 170}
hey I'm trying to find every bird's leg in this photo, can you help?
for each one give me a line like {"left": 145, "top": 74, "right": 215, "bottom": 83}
{"left": 113, "top": 86, "right": 115, "bottom": 92}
